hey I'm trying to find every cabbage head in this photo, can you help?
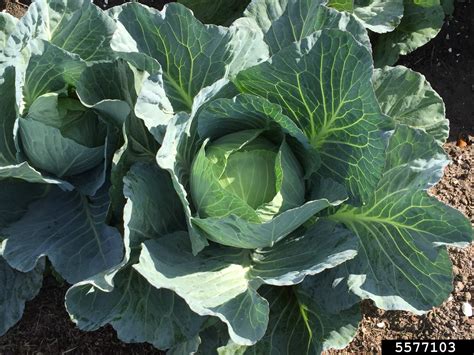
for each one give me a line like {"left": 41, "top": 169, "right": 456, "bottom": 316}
{"left": 191, "top": 130, "right": 305, "bottom": 221}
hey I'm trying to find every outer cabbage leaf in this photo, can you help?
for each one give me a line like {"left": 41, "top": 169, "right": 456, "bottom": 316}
{"left": 327, "top": 0, "right": 354, "bottom": 11}
{"left": 22, "top": 39, "right": 86, "bottom": 109}
{"left": 110, "top": 2, "right": 268, "bottom": 114}
{"left": 0, "top": 180, "right": 48, "bottom": 231}
{"left": 373, "top": 65, "right": 448, "bottom": 144}
{"left": 0, "top": 162, "right": 72, "bottom": 188}
{"left": 0, "top": 13, "right": 18, "bottom": 57}
{"left": 330, "top": 125, "right": 473, "bottom": 314}
{"left": 0, "top": 65, "right": 19, "bottom": 165}
{"left": 134, "top": 219, "right": 357, "bottom": 345}
{"left": 0, "top": 64, "right": 74, "bottom": 188}
{"left": 192, "top": 198, "right": 344, "bottom": 249}
{"left": 194, "top": 264, "right": 360, "bottom": 354}
{"left": 373, "top": 0, "right": 444, "bottom": 67}
{"left": 248, "top": 221, "right": 358, "bottom": 285}
{"left": 74, "top": 60, "right": 161, "bottom": 215}
{"left": 245, "top": 0, "right": 371, "bottom": 54}
{"left": 0, "top": 253, "right": 44, "bottom": 336}
{"left": 109, "top": 111, "right": 160, "bottom": 217}
{"left": 235, "top": 29, "right": 392, "bottom": 204}
{"left": 133, "top": 68, "right": 174, "bottom": 143}
{"left": 328, "top": 0, "right": 404, "bottom": 33}
{"left": 157, "top": 112, "right": 209, "bottom": 254}
{"left": 3, "top": 0, "right": 115, "bottom": 63}
{"left": 136, "top": 232, "right": 269, "bottom": 346}
{"left": 75, "top": 60, "right": 138, "bottom": 126}
{"left": 67, "top": 266, "right": 204, "bottom": 351}
{"left": 244, "top": 270, "right": 360, "bottom": 354}
{"left": 74, "top": 59, "right": 160, "bottom": 210}
{"left": 353, "top": 0, "right": 404, "bottom": 33}
{"left": 243, "top": 0, "right": 289, "bottom": 32}
{"left": 2, "top": 184, "right": 123, "bottom": 284}
{"left": 66, "top": 163, "right": 202, "bottom": 350}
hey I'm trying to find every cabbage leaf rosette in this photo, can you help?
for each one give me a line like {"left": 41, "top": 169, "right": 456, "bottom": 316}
{"left": 63, "top": 1, "right": 472, "bottom": 354}
{"left": 0, "top": 0, "right": 138, "bottom": 335}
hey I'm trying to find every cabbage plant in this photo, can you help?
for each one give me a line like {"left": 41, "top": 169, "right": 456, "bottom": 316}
{"left": 0, "top": 0, "right": 471, "bottom": 353}
{"left": 61, "top": 1, "right": 469, "bottom": 353}
{"left": 0, "top": 0, "right": 132, "bottom": 335}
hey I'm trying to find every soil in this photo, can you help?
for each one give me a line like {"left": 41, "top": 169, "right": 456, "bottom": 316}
{"left": 398, "top": 1, "right": 474, "bottom": 141}
{"left": 0, "top": 0, "right": 27, "bottom": 17}
{"left": 0, "top": 0, "right": 473, "bottom": 354}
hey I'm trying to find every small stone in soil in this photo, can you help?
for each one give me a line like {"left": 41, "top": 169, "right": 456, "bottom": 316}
{"left": 462, "top": 302, "right": 473, "bottom": 317}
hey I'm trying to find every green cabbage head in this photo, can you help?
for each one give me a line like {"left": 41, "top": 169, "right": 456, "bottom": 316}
{"left": 191, "top": 130, "right": 304, "bottom": 222}
{"left": 19, "top": 93, "right": 107, "bottom": 177}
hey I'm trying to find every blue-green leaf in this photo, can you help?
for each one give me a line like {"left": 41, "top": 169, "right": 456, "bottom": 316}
{"left": 135, "top": 232, "right": 269, "bottom": 346}
{"left": 66, "top": 267, "right": 204, "bottom": 350}
{"left": 0, "top": 65, "right": 18, "bottom": 165}
{"left": 192, "top": 198, "right": 343, "bottom": 249}
{"left": 245, "top": 268, "right": 361, "bottom": 354}
{"left": 352, "top": 0, "right": 404, "bottom": 33}
{"left": 135, "top": 221, "right": 357, "bottom": 345}
{"left": 19, "top": 95, "right": 105, "bottom": 178}
{"left": 76, "top": 60, "right": 138, "bottom": 126}
{"left": 246, "top": 0, "right": 371, "bottom": 54}
{"left": 0, "top": 162, "right": 72, "bottom": 188}
{"left": 0, "top": 253, "right": 44, "bottom": 336}
{"left": 157, "top": 112, "right": 209, "bottom": 254}
{"left": 2, "top": 184, "right": 123, "bottom": 283}
{"left": 110, "top": 2, "right": 268, "bottom": 113}
{"left": 66, "top": 162, "right": 198, "bottom": 349}
{"left": 249, "top": 220, "right": 357, "bottom": 285}
{"left": 330, "top": 125, "right": 473, "bottom": 313}
{"left": 4, "top": 0, "right": 115, "bottom": 62}
{"left": 373, "top": 65, "right": 448, "bottom": 144}
{"left": 0, "top": 180, "right": 49, "bottom": 231}
{"left": 373, "top": 1, "right": 444, "bottom": 67}
{"left": 22, "top": 40, "right": 86, "bottom": 108}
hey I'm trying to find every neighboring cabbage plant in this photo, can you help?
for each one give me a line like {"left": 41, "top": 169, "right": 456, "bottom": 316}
{"left": 61, "top": 1, "right": 472, "bottom": 354}
{"left": 0, "top": 0, "right": 141, "bottom": 335}
{"left": 249, "top": 0, "right": 453, "bottom": 66}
